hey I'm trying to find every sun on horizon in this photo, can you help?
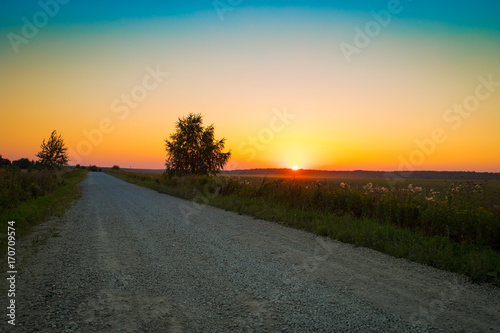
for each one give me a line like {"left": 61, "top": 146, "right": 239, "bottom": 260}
{"left": 292, "top": 165, "right": 299, "bottom": 171}
{"left": 1, "top": 3, "right": 499, "bottom": 172}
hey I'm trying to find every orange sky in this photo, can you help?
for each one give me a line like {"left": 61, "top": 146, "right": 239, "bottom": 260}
{"left": 1, "top": 6, "right": 500, "bottom": 171}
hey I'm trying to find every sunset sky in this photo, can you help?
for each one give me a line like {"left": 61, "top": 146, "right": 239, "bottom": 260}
{"left": 1, "top": 1, "right": 499, "bottom": 171}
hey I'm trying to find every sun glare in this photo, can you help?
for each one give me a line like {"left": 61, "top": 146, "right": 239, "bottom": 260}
{"left": 292, "top": 165, "right": 299, "bottom": 171}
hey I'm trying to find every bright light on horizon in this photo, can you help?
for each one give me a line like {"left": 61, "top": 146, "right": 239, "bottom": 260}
{"left": 1, "top": 5, "right": 499, "bottom": 172}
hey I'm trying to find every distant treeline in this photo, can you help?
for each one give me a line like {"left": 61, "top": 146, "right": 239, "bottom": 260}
{"left": 223, "top": 168, "right": 500, "bottom": 180}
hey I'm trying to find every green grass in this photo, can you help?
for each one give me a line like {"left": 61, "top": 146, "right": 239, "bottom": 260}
{"left": 0, "top": 169, "right": 88, "bottom": 252}
{"left": 106, "top": 170, "right": 500, "bottom": 286}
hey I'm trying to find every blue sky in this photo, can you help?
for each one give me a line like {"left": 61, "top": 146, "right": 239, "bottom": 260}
{"left": 1, "top": 1, "right": 499, "bottom": 170}
{"left": 1, "top": 1, "right": 500, "bottom": 31}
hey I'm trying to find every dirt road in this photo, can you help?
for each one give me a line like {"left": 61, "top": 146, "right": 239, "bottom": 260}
{"left": 3, "top": 172, "right": 499, "bottom": 332}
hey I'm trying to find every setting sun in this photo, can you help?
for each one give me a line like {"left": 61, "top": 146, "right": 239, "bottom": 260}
{"left": 1, "top": 2, "right": 499, "bottom": 173}
{"left": 292, "top": 165, "right": 299, "bottom": 171}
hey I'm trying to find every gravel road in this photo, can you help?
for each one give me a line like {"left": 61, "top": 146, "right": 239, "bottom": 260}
{"left": 2, "top": 172, "right": 499, "bottom": 332}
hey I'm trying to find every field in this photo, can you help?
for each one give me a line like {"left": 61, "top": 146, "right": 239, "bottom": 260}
{"left": 0, "top": 168, "right": 88, "bottom": 252}
{"left": 237, "top": 176, "right": 500, "bottom": 249}
{"left": 106, "top": 169, "right": 500, "bottom": 286}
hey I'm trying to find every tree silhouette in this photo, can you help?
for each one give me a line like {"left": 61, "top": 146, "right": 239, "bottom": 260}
{"left": 36, "top": 130, "right": 69, "bottom": 168}
{"left": 165, "top": 113, "right": 231, "bottom": 176}
{"left": 0, "top": 155, "right": 11, "bottom": 168}
{"left": 12, "top": 158, "right": 34, "bottom": 169}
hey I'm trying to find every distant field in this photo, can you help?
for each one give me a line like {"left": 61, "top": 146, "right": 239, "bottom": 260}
{"left": 222, "top": 168, "right": 500, "bottom": 180}
{"left": 111, "top": 167, "right": 500, "bottom": 217}
{"left": 110, "top": 167, "right": 500, "bottom": 180}
{"left": 235, "top": 175, "right": 500, "bottom": 207}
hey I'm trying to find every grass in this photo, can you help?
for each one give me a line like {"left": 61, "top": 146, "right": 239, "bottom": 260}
{"left": 0, "top": 168, "right": 88, "bottom": 253}
{"left": 106, "top": 170, "right": 500, "bottom": 286}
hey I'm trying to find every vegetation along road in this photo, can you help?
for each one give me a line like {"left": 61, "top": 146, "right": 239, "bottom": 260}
{"left": 5, "top": 172, "right": 500, "bottom": 332}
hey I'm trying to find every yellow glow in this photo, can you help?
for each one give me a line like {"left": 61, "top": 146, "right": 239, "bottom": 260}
{"left": 292, "top": 165, "right": 299, "bottom": 171}
{"left": 0, "top": 11, "right": 499, "bottom": 171}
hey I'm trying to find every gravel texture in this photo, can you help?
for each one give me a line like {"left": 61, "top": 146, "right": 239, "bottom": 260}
{"left": 2, "top": 172, "right": 499, "bottom": 332}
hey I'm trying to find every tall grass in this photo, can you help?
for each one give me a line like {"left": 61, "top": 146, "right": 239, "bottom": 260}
{"left": 0, "top": 168, "right": 63, "bottom": 209}
{"left": 0, "top": 168, "right": 88, "bottom": 252}
{"left": 242, "top": 178, "right": 500, "bottom": 250}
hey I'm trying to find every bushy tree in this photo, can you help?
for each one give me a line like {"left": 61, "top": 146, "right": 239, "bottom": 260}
{"left": 88, "top": 165, "right": 101, "bottom": 172}
{"left": 165, "top": 113, "right": 231, "bottom": 176}
{"left": 35, "top": 130, "right": 69, "bottom": 168}
{"left": 0, "top": 155, "right": 11, "bottom": 168}
{"left": 12, "top": 158, "right": 35, "bottom": 169}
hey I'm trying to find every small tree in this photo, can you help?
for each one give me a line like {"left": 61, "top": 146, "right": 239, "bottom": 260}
{"left": 36, "top": 130, "right": 69, "bottom": 168}
{"left": 165, "top": 113, "right": 231, "bottom": 176}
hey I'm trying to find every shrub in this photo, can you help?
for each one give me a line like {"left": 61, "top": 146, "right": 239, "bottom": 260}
{"left": 12, "top": 158, "right": 35, "bottom": 169}
{"left": 0, "top": 168, "right": 63, "bottom": 210}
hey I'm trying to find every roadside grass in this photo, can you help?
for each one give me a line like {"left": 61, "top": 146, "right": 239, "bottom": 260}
{"left": 0, "top": 169, "right": 88, "bottom": 252}
{"left": 106, "top": 170, "right": 500, "bottom": 286}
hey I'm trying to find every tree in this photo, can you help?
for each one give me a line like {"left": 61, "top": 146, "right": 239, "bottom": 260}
{"left": 0, "top": 155, "right": 11, "bottom": 168}
{"left": 12, "top": 158, "right": 34, "bottom": 169}
{"left": 165, "top": 113, "right": 231, "bottom": 176}
{"left": 35, "top": 130, "right": 69, "bottom": 168}
{"left": 88, "top": 165, "right": 101, "bottom": 172}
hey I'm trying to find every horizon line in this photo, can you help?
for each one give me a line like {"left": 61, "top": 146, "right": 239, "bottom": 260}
{"left": 89, "top": 166, "right": 500, "bottom": 174}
